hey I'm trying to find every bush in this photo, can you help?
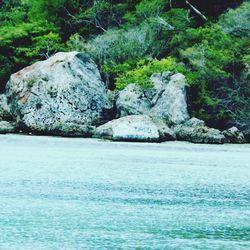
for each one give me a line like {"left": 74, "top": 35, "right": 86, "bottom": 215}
{"left": 167, "top": 21, "right": 249, "bottom": 124}
{"left": 115, "top": 57, "right": 184, "bottom": 89}
{"left": 219, "top": 1, "right": 250, "bottom": 38}
{"left": 0, "top": 20, "right": 65, "bottom": 91}
{"left": 82, "top": 17, "right": 175, "bottom": 67}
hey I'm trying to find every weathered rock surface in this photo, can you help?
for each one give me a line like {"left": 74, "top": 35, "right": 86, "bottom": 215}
{"left": 0, "top": 94, "right": 13, "bottom": 121}
{"left": 150, "top": 116, "right": 176, "bottom": 141}
{"left": 116, "top": 84, "right": 151, "bottom": 117}
{"left": 238, "top": 121, "right": 250, "bottom": 143}
{"left": 150, "top": 72, "right": 190, "bottom": 124}
{"left": 241, "top": 126, "right": 250, "bottom": 143}
{"left": 222, "top": 127, "right": 245, "bottom": 143}
{"left": 6, "top": 51, "right": 112, "bottom": 136}
{"left": 0, "top": 121, "right": 16, "bottom": 134}
{"left": 94, "top": 115, "right": 175, "bottom": 142}
{"left": 116, "top": 72, "right": 189, "bottom": 124}
{"left": 174, "top": 118, "right": 226, "bottom": 144}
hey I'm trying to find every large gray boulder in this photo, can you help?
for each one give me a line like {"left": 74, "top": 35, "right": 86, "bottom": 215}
{"left": 150, "top": 72, "right": 190, "bottom": 124}
{"left": 174, "top": 118, "right": 226, "bottom": 144}
{"left": 6, "top": 52, "right": 112, "bottom": 135}
{"left": 222, "top": 127, "right": 245, "bottom": 143}
{"left": 94, "top": 115, "right": 175, "bottom": 142}
{"left": 116, "top": 71, "right": 189, "bottom": 125}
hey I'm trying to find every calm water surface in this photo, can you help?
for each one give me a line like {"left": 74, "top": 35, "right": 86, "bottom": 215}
{"left": 0, "top": 135, "right": 249, "bottom": 249}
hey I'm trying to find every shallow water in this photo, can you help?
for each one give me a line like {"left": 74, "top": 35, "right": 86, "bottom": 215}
{"left": 0, "top": 135, "right": 249, "bottom": 249}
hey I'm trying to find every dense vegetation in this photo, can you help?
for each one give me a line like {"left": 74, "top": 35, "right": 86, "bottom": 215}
{"left": 0, "top": 0, "right": 249, "bottom": 128}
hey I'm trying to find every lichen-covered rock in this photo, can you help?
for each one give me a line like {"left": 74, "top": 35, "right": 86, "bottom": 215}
{"left": 0, "top": 121, "right": 16, "bottom": 134}
{"left": 116, "top": 72, "right": 189, "bottom": 125}
{"left": 183, "top": 117, "right": 205, "bottom": 128}
{"left": 94, "top": 115, "right": 175, "bottom": 142}
{"left": 174, "top": 118, "right": 226, "bottom": 144}
{"left": 116, "top": 84, "right": 151, "bottom": 117}
{"left": 222, "top": 127, "right": 245, "bottom": 143}
{"left": 49, "top": 123, "right": 96, "bottom": 137}
{"left": 0, "top": 94, "right": 13, "bottom": 121}
{"left": 150, "top": 116, "right": 176, "bottom": 141}
{"left": 150, "top": 72, "right": 189, "bottom": 124}
{"left": 6, "top": 52, "right": 112, "bottom": 135}
{"left": 242, "top": 127, "right": 250, "bottom": 142}
{"left": 239, "top": 123, "right": 250, "bottom": 143}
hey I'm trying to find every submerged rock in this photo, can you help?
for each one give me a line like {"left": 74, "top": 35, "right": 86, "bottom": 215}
{"left": 222, "top": 127, "right": 245, "bottom": 143}
{"left": 6, "top": 51, "right": 112, "bottom": 135}
{"left": 0, "top": 121, "right": 16, "bottom": 134}
{"left": 116, "top": 71, "right": 189, "bottom": 125}
{"left": 174, "top": 118, "right": 226, "bottom": 144}
{"left": 94, "top": 115, "right": 175, "bottom": 142}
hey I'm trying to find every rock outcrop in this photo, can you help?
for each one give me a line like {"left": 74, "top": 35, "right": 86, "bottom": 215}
{"left": 94, "top": 115, "right": 175, "bottom": 142}
{"left": 0, "top": 121, "right": 16, "bottom": 134}
{"left": 150, "top": 72, "right": 190, "bottom": 124}
{"left": 2, "top": 51, "right": 248, "bottom": 143}
{"left": 222, "top": 127, "right": 245, "bottom": 143}
{"left": 116, "top": 84, "right": 151, "bottom": 117}
{"left": 0, "top": 94, "right": 16, "bottom": 133}
{"left": 6, "top": 52, "right": 112, "bottom": 136}
{"left": 237, "top": 121, "right": 250, "bottom": 143}
{"left": 174, "top": 118, "right": 226, "bottom": 144}
{"left": 242, "top": 125, "right": 250, "bottom": 143}
{"left": 0, "top": 94, "right": 13, "bottom": 121}
{"left": 116, "top": 71, "right": 189, "bottom": 124}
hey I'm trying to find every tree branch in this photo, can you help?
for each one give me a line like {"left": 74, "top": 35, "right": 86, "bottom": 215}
{"left": 185, "top": 0, "right": 207, "bottom": 21}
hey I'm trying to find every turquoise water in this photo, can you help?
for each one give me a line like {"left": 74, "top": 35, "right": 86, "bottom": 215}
{"left": 0, "top": 135, "right": 249, "bottom": 249}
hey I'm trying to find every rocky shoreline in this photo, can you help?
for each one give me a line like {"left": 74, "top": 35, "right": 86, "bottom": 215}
{"left": 0, "top": 52, "right": 248, "bottom": 144}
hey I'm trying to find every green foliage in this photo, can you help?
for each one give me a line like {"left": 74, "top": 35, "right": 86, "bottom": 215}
{"left": 115, "top": 57, "right": 183, "bottom": 89}
{"left": 83, "top": 17, "right": 178, "bottom": 67}
{"left": 167, "top": 21, "right": 250, "bottom": 123}
{"left": 66, "top": 33, "right": 87, "bottom": 51}
{"left": 219, "top": 1, "right": 250, "bottom": 38}
{"left": 162, "top": 8, "right": 195, "bottom": 31}
{"left": 0, "top": 1, "right": 66, "bottom": 90}
{"left": 22, "top": 0, "right": 65, "bottom": 23}
{"left": 134, "top": 0, "right": 168, "bottom": 19}
{"left": 26, "top": 32, "right": 65, "bottom": 59}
